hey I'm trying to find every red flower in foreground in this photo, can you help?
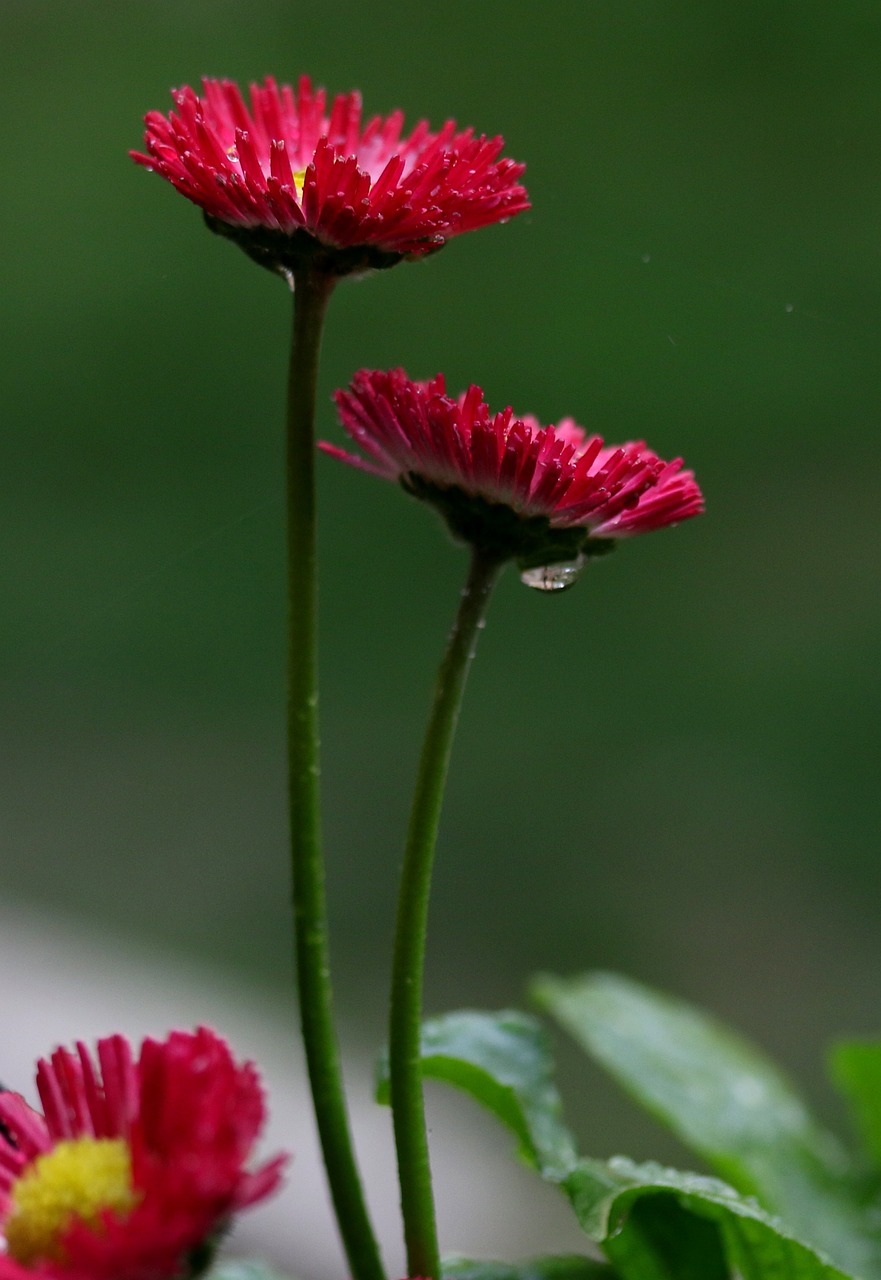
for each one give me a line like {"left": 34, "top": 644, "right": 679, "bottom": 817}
{"left": 0, "top": 1028, "right": 285, "bottom": 1280}
{"left": 132, "top": 77, "right": 529, "bottom": 277}
{"left": 324, "top": 369, "right": 703, "bottom": 586}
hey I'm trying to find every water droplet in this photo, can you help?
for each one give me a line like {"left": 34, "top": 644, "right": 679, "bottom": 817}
{"left": 519, "top": 554, "right": 586, "bottom": 592}
{"left": 785, "top": 302, "right": 794, "bottom": 313}
{"left": 641, "top": 253, "right": 651, "bottom": 263}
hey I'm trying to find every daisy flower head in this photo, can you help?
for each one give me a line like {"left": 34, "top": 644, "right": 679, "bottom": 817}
{"left": 132, "top": 77, "right": 529, "bottom": 281}
{"left": 323, "top": 369, "right": 704, "bottom": 590}
{"left": 0, "top": 1028, "right": 286, "bottom": 1280}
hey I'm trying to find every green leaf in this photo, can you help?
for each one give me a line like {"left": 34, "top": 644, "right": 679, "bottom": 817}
{"left": 831, "top": 1040, "right": 881, "bottom": 1171}
{"left": 533, "top": 972, "right": 879, "bottom": 1275}
{"left": 442, "top": 1254, "right": 618, "bottom": 1280}
{"left": 375, "top": 1009, "right": 577, "bottom": 1178}
{"left": 207, "top": 1263, "right": 292, "bottom": 1280}
{"left": 564, "top": 1157, "right": 858, "bottom": 1280}
{"left": 600, "top": 1193, "right": 729, "bottom": 1280}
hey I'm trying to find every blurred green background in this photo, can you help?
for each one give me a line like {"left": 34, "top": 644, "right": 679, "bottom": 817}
{"left": 4, "top": 0, "right": 881, "bottom": 1178}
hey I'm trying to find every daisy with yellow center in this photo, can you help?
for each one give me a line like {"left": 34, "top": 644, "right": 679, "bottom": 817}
{"left": 0, "top": 1029, "right": 285, "bottom": 1280}
{"left": 132, "top": 76, "right": 529, "bottom": 278}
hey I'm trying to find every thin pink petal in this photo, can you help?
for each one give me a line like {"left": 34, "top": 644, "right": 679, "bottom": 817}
{"left": 325, "top": 370, "right": 704, "bottom": 545}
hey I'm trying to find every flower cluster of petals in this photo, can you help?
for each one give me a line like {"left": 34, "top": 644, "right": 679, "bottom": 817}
{"left": 131, "top": 77, "right": 529, "bottom": 259}
{"left": 324, "top": 369, "right": 703, "bottom": 544}
{"left": 0, "top": 1028, "right": 285, "bottom": 1280}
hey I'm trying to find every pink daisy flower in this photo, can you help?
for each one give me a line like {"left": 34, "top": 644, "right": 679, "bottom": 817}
{"left": 132, "top": 77, "right": 529, "bottom": 278}
{"left": 0, "top": 1028, "right": 286, "bottom": 1280}
{"left": 323, "top": 369, "right": 703, "bottom": 587}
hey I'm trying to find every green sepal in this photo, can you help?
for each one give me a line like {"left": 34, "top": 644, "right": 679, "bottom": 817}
{"left": 185, "top": 1222, "right": 229, "bottom": 1278}
{"left": 204, "top": 213, "right": 431, "bottom": 279}
{"left": 400, "top": 474, "right": 616, "bottom": 569}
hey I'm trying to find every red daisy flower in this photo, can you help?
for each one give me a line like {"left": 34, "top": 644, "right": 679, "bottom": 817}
{"left": 0, "top": 1028, "right": 286, "bottom": 1280}
{"left": 323, "top": 369, "right": 703, "bottom": 587}
{"left": 131, "top": 77, "right": 529, "bottom": 278}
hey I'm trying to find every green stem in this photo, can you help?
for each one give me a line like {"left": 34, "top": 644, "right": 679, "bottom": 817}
{"left": 389, "top": 545, "right": 504, "bottom": 1280}
{"left": 286, "top": 265, "right": 385, "bottom": 1280}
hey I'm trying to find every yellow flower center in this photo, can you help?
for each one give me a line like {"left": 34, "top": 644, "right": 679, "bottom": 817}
{"left": 5, "top": 1138, "right": 137, "bottom": 1264}
{"left": 224, "top": 144, "right": 306, "bottom": 198}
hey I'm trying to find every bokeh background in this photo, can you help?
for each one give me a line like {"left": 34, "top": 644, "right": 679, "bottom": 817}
{"left": 4, "top": 0, "right": 881, "bottom": 1269}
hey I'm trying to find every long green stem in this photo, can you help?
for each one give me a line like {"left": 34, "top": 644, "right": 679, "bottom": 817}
{"left": 286, "top": 265, "right": 384, "bottom": 1280}
{"left": 389, "top": 545, "right": 504, "bottom": 1280}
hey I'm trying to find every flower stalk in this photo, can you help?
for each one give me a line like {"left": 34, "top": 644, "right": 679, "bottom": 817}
{"left": 286, "top": 265, "right": 384, "bottom": 1280}
{"left": 389, "top": 545, "right": 504, "bottom": 1280}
